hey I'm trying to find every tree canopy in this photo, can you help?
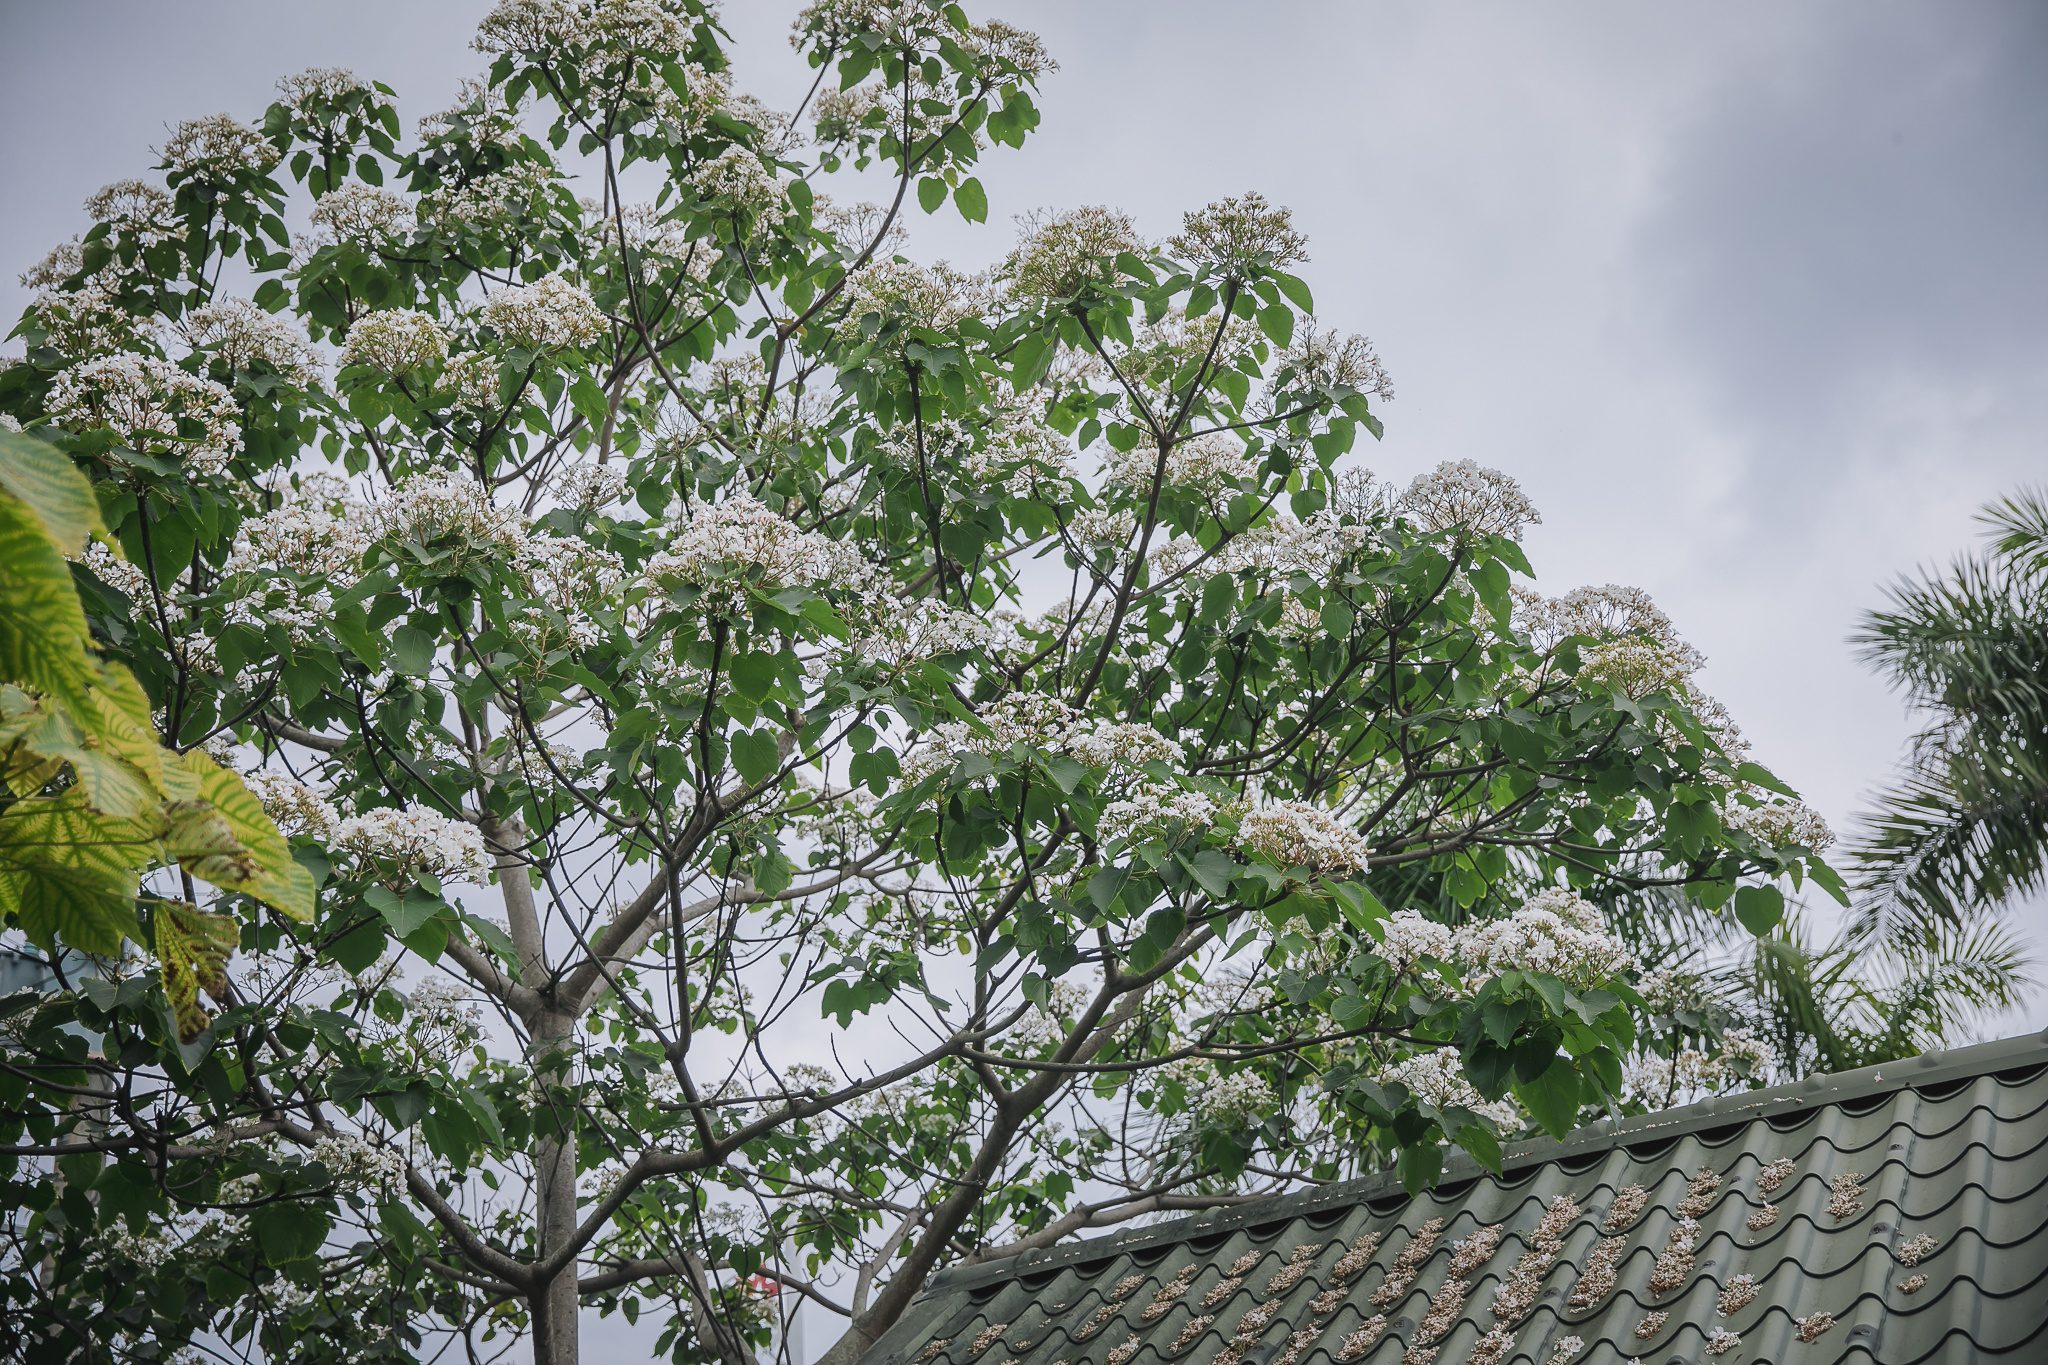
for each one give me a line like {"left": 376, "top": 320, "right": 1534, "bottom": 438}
{"left": 0, "top": 4, "right": 1858, "bottom": 1363}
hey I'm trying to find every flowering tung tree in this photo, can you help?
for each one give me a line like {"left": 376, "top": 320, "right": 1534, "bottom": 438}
{"left": 0, "top": 3, "right": 1847, "bottom": 1363}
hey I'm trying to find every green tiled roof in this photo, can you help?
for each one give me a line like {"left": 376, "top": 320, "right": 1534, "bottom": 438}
{"left": 858, "top": 1031, "right": 2048, "bottom": 1365}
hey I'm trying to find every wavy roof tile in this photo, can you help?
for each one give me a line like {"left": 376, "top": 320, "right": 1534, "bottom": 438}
{"left": 859, "top": 1031, "right": 2048, "bottom": 1365}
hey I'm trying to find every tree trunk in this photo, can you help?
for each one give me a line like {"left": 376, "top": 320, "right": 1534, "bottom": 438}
{"left": 531, "top": 1011, "right": 581, "bottom": 1365}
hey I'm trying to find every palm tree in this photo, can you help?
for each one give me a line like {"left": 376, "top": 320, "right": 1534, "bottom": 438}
{"left": 1733, "top": 911, "right": 2032, "bottom": 1078}
{"left": 1850, "top": 487, "right": 2048, "bottom": 945}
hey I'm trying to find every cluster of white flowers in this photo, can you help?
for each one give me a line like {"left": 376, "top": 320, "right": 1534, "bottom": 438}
{"left": 474, "top": 0, "right": 731, "bottom": 137}
{"left": 1099, "top": 782, "right": 1220, "bottom": 847}
{"left": 440, "top": 351, "right": 503, "bottom": 408}
{"left": 840, "top": 598, "right": 996, "bottom": 671}
{"left": 1281, "top": 321, "right": 1395, "bottom": 402}
{"left": 240, "top": 770, "right": 342, "bottom": 840}
{"left": 1065, "top": 507, "right": 1137, "bottom": 559}
{"left": 406, "top": 974, "right": 487, "bottom": 1052}
{"left": 47, "top": 354, "right": 242, "bottom": 474}
{"left": 1234, "top": 800, "right": 1372, "bottom": 874}
{"left": 374, "top": 473, "right": 527, "bottom": 556}
{"left": 839, "top": 258, "right": 996, "bottom": 339}
{"left": 78, "top": 540, "right": 152, "bottom": 603}
{"left": 643, "top": 492, "right": 870, "bottom": 612}
{"left": 18, "top": 238, "right": 160, "bottom": 357}
{"left": 1399, "top": 460, "right": 1540, "bottom": 540}
{"left": 309, "top": 1132, "right": 404, "bottom": 1191}
{"left": 690, "top": 147, "right": 785, "bottom": 211}
{"left": 1106, "top": 433, "right": 1255, "bottom": 498}
{"left": 277, "top": 66, "right": 366, "bottom": 110}
{"left": 1373, "top": 909, "right": 1454, "bottom": 971}
{"left": 1153, "top": 508, "right": 1375, "bottom": 583}
{"left": 330, "top": 806, "right": 494, "bottom": 883}
{"left": 1168, "top": 193, "right": 1308, "bottom": 274}
{"left": 1378, "top": 1049, "right": 1519, "bottom": 1127}
{"left": 225, "top": 474, "right": 375, "bottom": 590}
{"left": 902, "top": 693, "right": 1182, "bottom": 787}
{"left": 84, "top": 179, "right": 178, "bottom": 244}
{"left": 480, "top": 275, "right": 606, "bottom": 351}
{"left": 1627, "top": 1029, "right": 1770, "bottom": 1104}
{"left": 339, "top": 308, "right": 449, "bottom": 374}
{"left": 1721, "top": 798, "right": 1835, "bottom": 852}
{"left": 1005, "top": 978, "right": 1092, "bottom": 1052}
{"left": 1004, "top": 205, "right": 1144, "bottom": 299}
{"left": 1517, "top": 585, "right": 1701, "bottom": 666}
{"left": 551, "top": 461, "right": 630, "bottom": 509}
{"left": 159, "top": 113, "right": 277, "bottom": 177}
{"left": 1452, "top": 889, "right": 1635, "bottom": 990}
{"left": 1158, "top": 1058, "right": 1277, "bottom": 1124}
{"left": 182, "top": 298, "right": 323, "bottom": 384}
{"left": 311, "top": 183, "right": 417, "bottom": 244}
{"left": 423, "top": 160, "right": 558, "bottom": 229}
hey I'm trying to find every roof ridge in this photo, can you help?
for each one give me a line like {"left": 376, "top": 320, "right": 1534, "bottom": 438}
{"left": 924, "top": 1030, "right": 2048, "bottom": 1297}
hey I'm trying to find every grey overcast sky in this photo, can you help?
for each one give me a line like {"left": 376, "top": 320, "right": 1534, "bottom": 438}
{"left": 3, "top": 2, "right": 2045, "bottom": 1356}
{"left": 3, "top": 2, "right": 2045, "bottom": 963}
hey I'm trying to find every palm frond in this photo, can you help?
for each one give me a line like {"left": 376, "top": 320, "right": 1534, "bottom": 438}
{"left": 1848, "top": 742, "right": 2048, "bottom": 943}
{"left": 1980, "top": 484, "right": 2048, "bottom": 576}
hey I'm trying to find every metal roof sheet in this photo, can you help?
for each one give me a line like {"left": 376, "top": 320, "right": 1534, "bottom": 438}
{"left": 859, "top": 1030, "right": 2048, "bottom": 1365}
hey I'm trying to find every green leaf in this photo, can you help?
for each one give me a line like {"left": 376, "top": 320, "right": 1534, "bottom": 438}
{"left": 1087, "top": 866, "right": 1131, "bottom": 916}
{"left": 1512, "top": 1059, "right": 1582, "bottom": 1138}
{"left": 918, "top": 176, "right": 947, "bottom": 214}
{"left": 0, "top": 433, "right": 102, "bottom": 553}
{"left": 252, "top": 1203, "right": 330, "bottom": 1264}
{"left": 728, "top": 649, "right": 779, "bottom": 703}
{"left": 1274, "top": 273, "right": 1315, "bottom": 314}
{"left": 1397, "top": 1140, "right": 1444, "bottom": 1193}
{"left": 0, "top": 477, "right": 99, "bottom": 717}
{"left": 366, "top": 885, "right": 444, "bottom": 938}
{"left": 390, "top": 626, "right": 436, "bottom": 677}
{"left": 156, "top": 902, "right": 239, "bottom": 1043}
{"left": 175, "top": 749, "right": 313, "bottom": 921}
{"left": 1256, "top": 304, "right": 1294, "bottom": 348}
{"left": 954, "top": 176, "right": 987, "bottom": 223}
{"left": 1178, "top": 849, "right": 1238, "bottom": 901}
{"left": 1734, "top": 884, "right": 1785, "bottom": 935}
{"left": 1450, "top": 1118, "right": 1503, "bottom": 1174}
{"left": 730, "top": 728, "right": 781, "bottom": 785}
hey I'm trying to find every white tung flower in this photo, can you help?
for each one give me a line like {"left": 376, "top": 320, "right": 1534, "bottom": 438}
{"left": 1399, "top": 459, "right": 1539, "bottom": 540}
{"left": 440, "top": 351, "right": 504, "bottom": 409}
{"left": 83, "top": 180, "right": 177, "bottom": 245}
{"left": 551, "top": 462, "right": 630, "bottom": 509}
{"left": 1106, "top": 432, "right": 1254, "bottom": 498}
{"left": 46, "top": 355, "right": 241, "bottom": 474}
{"left": 1378, "top": 1049, "right": 1519, "bottom": 1128}
{"left": 311, "top": 183, "right": 417, "bottom": 243}
{"left": 277, "top": 66, "right": 367, "bottom": 109}
{"left": 339, "top": 309, "right": 448, "bottom": 374}
{"left": 1452, "top": 888, "right": 1635, "bottom": 990}
{"left": 1099, "top": 782, "right": 1220, "bottom": 847}
{"left": 309, "top": 1133, "right": 404, "bottom": 1190}
{"left": 182, "top": 298, "right": 323, "bottom": 384}
{"left": 643, "top": 493, "right": 869, "bottom": 611}
{"left": 1373, "top": 909, "right": 1454, "bottom": 971}
{"left": 159, "top": 113, "right": 277, "bottom": 176}
{"left": 1234, "top": 800, "right": 1372, "bottom": 874}
{"left": 480, "top": 275, "right": 606, "bottom": 351}
{"left": 330, "top": 806, "right": 495, "bottom": 883}
{"left": 1721, "top": 798, "right": 1834, "bottom": 853}
{"left": 239, "top": 770, "right": 341, "bottom": 841}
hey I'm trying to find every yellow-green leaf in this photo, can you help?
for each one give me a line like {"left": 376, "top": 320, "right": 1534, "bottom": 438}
{"left": 0, "top": 490, "right": 98, "bottom": 717}
{"left": 173, "top": 750, "right": 313, "bottom": 921}
{"left": 0, "top": 862, "right": 141, "bottom": 956}
{"left": 0, "top": 431, "right": 103, "bottom": 555}
{"left": 156, "top": 900, "right": 239, "bottom": 1042}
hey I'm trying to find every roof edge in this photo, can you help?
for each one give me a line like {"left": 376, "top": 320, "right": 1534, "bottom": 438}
{"left": 921, "top": 1027, "right": 2048, "bottom": 1298}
